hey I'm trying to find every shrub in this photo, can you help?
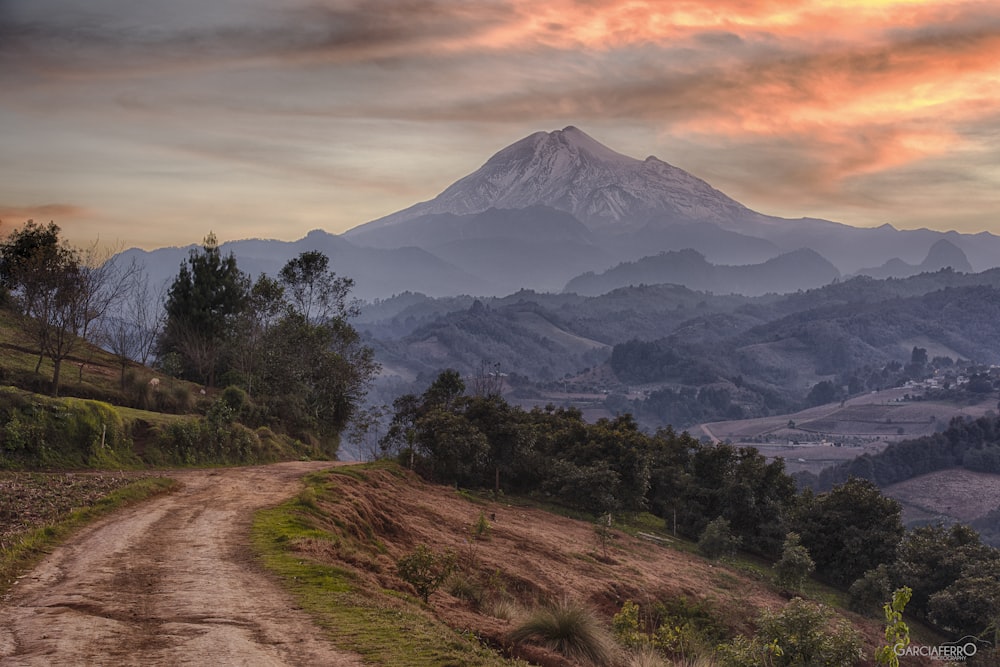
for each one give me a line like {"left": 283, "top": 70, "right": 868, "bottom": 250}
{"left": 613, "top": 599, "right": 648, "bottom": 650}
{"left": 482, "top": 596, "right": 522, "bottom": 621}
{"left": 153, "top": 382, "right": 195, "bottom": 414}
{"left": 698, "top": 517, "right": 740, "bottom": 560}
{"left": 472, "top": 510, "right": 492, "bottom": 541}
{"left": 626, "top": 646, "right": 669, "bottom": 667}
{"left": 719, "top": 598, "right": 862, "bottom": 667}
{"left": 397, "top": 544, "right": 456, "bottom": 603}
{"left": 123, "top": 369, "right": 153, "bottom": 409}
{"left": 509, "top": 598, "right": 620, "bottom": 666}
{"left": 220, "top": 385, "right": 250, "bottom": 418}
{"left": 773, "top": 532, "right": 815, "bottom": 591}
{"left": 848, "top": 564, "right": 892, "bottom": 617}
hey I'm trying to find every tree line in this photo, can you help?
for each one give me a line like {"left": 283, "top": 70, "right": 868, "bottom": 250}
{"left": 382, "top": 369, "right": 1000, "bottom": 642}
{"left": 813, "top": 413, "right": 1000, "bottom": 490}
{"left": 0, "top": 220, "right": 139, "bottom": 396}
{"left": 153, "top": 234, "right": 377, "bottom": 443}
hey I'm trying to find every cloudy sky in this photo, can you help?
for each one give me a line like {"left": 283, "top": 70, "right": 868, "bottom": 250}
{"left": 2, "top": 0, "right": 1000, "bottom": 249}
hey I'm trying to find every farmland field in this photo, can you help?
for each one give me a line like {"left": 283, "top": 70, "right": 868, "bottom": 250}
{"left": 883, "top": 468, "right": 1000, "bottom": 526}
{"left": 701, "top": 387, "right": 998, "bottom": 474}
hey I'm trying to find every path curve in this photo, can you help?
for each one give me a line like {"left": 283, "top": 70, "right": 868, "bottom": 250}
{"left": 0, "top": 461, "right": 363, "bottom": 666}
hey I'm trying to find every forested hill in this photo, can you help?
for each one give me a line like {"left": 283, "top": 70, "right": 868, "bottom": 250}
{"left": 363, "top": 268, "right": 1000, "bottom": 429}
{"left": 818, "top": 414, "right": 1000, "bottom": 490}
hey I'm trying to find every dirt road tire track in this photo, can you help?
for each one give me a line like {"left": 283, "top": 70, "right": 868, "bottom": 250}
{"left": 0, "top": 462, "right": 364, "bottom": 666}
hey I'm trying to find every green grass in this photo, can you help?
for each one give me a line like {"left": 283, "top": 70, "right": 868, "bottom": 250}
{"left": 252, "top": 471, "right": 527, "bottom": 666}
{"left": 0, "top": 308, "right": 132, "bottom": 400}
{"left": 116, "top": 405, "right": 192, "bottom": 427}
{"left": 0, "top": 476, "right": 178, "bottom": 594}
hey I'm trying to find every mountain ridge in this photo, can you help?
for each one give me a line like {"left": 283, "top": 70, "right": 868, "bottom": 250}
{"left": 117, "top": 126, "right": 1000, "bottom": 299}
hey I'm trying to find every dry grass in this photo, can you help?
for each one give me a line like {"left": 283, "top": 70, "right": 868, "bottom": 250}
{"left": 261, "top": 462, "right": 909, "bottom": 666}
{"left": 508, "top": 599, "right": 620, "bottom": 666}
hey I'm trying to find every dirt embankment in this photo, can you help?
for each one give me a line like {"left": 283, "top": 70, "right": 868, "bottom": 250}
{"left": 0, "top": 462, "right": 363, "bottom": 666}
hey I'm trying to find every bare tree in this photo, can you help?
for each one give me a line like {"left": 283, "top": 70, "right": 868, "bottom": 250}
{"left": 2, "top": 222, "right": 147, "bottom": 395}
{"left": 103, "top": 267, "right": 165, "bottom": 389}
{"left": 471, "top": 360, "right": 504, "bottom": 397}
{"left": 347, "top": 404, "right": 388, "bottom": 462}
{"left": 75, "top": 244, "right": 140, "bottom": 382}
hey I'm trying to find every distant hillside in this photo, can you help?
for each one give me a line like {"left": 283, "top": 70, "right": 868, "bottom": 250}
{"left": 564, "top": 247, "right": 840, "bottom": 296}
{"left": 363, "top": 269, "right": 1000, "bottom": 431}
{"left": 117, "top": 230, "right": 497, "bottom": 301}
{"left": 856, "top": 239, "right": 973, "bottom": 279}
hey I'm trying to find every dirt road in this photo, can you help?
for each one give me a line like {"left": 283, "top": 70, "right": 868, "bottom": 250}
{"left": 0, "top": 462, "right": 364, "bottom": 666}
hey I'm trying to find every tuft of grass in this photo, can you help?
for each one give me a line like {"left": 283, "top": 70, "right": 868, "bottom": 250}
{"left": 446, "top": 570, "right": 486, "bottom": 607}
{"left": 0, "top": 476, "right": 177, "bottom": 593}
{"left": 508, "top": 598, "right": 620, "bottom": 666}
{"left": 482, "top": 596, "right": 523, "bottom": 621}
{"left": 626, "top": 646, "right": 670, "bottom": 667}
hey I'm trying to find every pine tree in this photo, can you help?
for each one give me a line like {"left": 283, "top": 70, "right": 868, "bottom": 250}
{"left": 159, "top": 233, "right": 247, "bottom": 385}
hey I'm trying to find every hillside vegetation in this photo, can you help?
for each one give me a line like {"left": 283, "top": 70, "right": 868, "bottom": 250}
{"left": 0, "top": 305, "right": 333, "bottom": 468}
{"left": 363, "top": 369, "right": 1000, "bottom": 661}
{"left": 256, "top": 462, "right": 946, "bottom": 666}
{"left": 0, "top": 223, "right": 378, "bottom": 468}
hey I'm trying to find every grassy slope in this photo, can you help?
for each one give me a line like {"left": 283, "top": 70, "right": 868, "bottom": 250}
{"left": 0, "top": 305, "right": 200, "bottom": 436}
{"left": 254, "top": 462, "right": 941, "bottom": 666}
{"left": 0, "top": 306, "right": 132, "bottom": 400}
{"left": 253, "top": 464, "right": 526, "bottom": 666}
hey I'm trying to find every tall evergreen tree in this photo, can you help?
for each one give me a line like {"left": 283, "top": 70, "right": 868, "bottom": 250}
{"left": 159, "top": 233, "right": 247, "bottom": 386}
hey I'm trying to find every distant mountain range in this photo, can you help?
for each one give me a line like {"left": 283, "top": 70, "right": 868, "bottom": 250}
{"left": 856, "top": 239, "right": 974, "bottom": 279}
{"left": 123, "top": 126, "right": 999, "bottom": 299}
{"left": 358, "top": 267, "right": 1000, "bottom": 432}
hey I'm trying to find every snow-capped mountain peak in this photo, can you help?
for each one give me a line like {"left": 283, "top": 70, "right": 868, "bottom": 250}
{"left": 347, "top": 126, "right": 757, "bottom": 238}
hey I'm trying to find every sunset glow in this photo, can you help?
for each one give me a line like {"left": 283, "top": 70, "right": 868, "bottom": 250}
{"left": 2, "top": 0, "right": 1000, "bottom": 247}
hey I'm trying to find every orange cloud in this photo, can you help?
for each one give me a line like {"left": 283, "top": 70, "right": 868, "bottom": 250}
{"left": 0, "top": 204, "right": 89, "bottom": 223}
{"left": 477, "top": 0, "right": 985, "bottom": 51}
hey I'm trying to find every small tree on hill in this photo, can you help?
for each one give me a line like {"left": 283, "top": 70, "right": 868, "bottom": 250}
{"left": 698, "top": 517, "right": 740, "bottom": 560}
{"left": 875, "top": 587, "right": 911, "bottom": 667}
{"left": 397, "top": 544, "right": 456, "bottom": 603}
{"left": 774, "top": 532, "right": 815, "bottom": 591}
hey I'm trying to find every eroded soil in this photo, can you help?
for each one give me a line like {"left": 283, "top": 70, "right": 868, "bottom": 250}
{"left": 0, "top": 462, "right": 363, "bottom": 666}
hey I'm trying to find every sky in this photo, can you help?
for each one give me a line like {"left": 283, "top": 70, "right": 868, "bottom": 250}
{"left": 2, "top": 0, "right": 1000, "bottom": 250}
